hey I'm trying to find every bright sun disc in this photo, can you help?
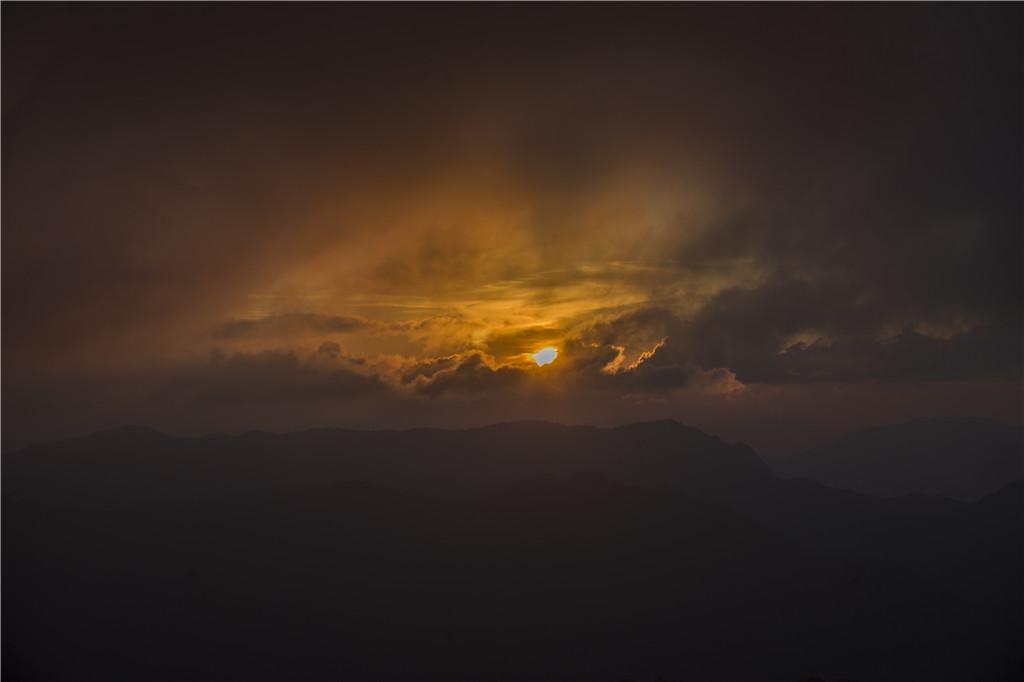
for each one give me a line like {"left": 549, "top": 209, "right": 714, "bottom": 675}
{"left": 531, "top": 347, "right": 558, "bottom": 366}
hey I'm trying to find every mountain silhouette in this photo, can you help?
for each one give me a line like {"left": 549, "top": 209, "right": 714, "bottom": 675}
{"left": 4, "top": 420, "right": 1021, "bottom": 681}
{"left": 3, "top": 419, "right": 773, "bottom": 507}
{"left": 778, "top": 417, "right": 1023, "bottom": 500}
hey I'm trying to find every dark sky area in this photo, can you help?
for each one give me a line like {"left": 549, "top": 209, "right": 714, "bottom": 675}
{"left": 3, "top": 3, "right": 1021, "bottom": 454}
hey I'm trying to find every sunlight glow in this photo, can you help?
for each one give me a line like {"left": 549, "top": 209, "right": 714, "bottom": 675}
{"left": 531, "top": 347, "right": 558, "bottom": 366}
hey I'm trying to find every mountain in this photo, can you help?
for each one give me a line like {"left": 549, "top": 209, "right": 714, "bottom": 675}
{"left": 777, "top": 417, "right": 1023, "bottom": 500}
{"left": 2, "top": 419, "right": 773, "bottom": 507}
{"left": 4, "top": 420, "right": 1022, "bottom": 680}
{"left": 4, "top": 474, "right": 1010, "bottom": 682}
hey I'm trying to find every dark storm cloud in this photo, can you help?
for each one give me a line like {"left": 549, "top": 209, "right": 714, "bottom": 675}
{"left": 576, "top": 307, "right": 675, "bottom": 348}
{"left": 1, "top": 3, "right": 494, "bottom": 371}
{"left": 564, "top": 298, "right": 1022, "bottom": 388}
{"left": 557, "top": 339, "right": 624, "bottom": 377}
{"left": 214, "top": 314, "right": 369, "bottom": 340}
{"left": 674, "top": 272, "right": 1023, "bottom": 383}
{"left": 400, "top": 351, "right": 529, "bottom": 398}
{"left": 317, "top": 341, "right": 342, "bottom": 358}
{"left": 5, "top": 4, "right": 1019, "bottom": 363}
{"left": 398, "top": 355, "right": 461, "bottom": 386}
{"left": 172, "top": 350, "right": 385, "bottom": 406}
{"left": 2, "top": 3, "right": 1021, "bottom": 445}
{"left": 773, "top": 323, "right": 1023, "bottom": 384}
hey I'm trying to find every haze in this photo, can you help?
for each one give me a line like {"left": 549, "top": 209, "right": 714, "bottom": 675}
{"left": 3, "top": 4, "right": 1021, "bottom": 453}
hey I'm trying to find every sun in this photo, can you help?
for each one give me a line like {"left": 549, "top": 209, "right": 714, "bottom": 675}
{"left": 531, "top": 347, "right": 558, "bottom": 366}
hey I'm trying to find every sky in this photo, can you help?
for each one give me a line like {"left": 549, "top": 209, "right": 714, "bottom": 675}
{"left": 3, "top": 4, "right": 1021, "bottom": 455}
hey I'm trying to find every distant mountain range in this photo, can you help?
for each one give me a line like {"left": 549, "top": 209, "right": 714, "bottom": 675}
{"left": 4, "top": 419, "right": 1022, "bottom": 681}
{"left": 778, "top": 417, "right": 1023, "bottom": 500}
{"left": 3, "top": 420, "right": 776, "bottom": 507}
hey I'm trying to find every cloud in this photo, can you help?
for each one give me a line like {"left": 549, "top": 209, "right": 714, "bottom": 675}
{"left": 558, "top": 302, "right": 1022, "bottom": 388}
{"left": 670, "top": 278, "right": 1023, "bottom": 384}
{"left": 399, "top": 351, "right": 530, "bottom": 398}
{"left": 317, "top": 341, "right": 341, "bottom": 358}
{"left": 3, "top": 4, "right": 1020, "bottom": 445}
{"left": 168, "top": 350, "right": 386, "bottom": 405}
{"left": 213, "top": 313, "right": 370, "bottom": 340}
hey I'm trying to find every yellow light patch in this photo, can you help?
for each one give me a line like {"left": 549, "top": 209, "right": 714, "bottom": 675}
{"left": 531, "top": 347, "right": 558, "bottom": 366}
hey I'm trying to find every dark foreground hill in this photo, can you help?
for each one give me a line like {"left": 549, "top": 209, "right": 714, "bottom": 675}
{"left": 778, "top": 417, "right": 1023, "bottom": 500}
{"left": 4, "top": 421, "right": 1022, "bottom": 681}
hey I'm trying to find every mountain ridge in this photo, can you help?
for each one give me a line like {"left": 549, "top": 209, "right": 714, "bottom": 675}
{"left": 4, "top": 418, "right": 1021, "bottom": 680}
{"left": 779, "top": 416, "right": 1023, "bottom": 500}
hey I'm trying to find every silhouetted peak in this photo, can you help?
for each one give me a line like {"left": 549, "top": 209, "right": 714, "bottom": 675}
{"left": 971, "top": 479, "right": 1024, "bottom": 517}
{"left": 783, "top": 416, "right": 1023, "bottom": 500}
{"left": 612, "top": 418, "right": 703, "bottom": 434}
{"left": 101, "top": 424, "right": 166, "bottom": 437}
{"left": 611, "top": 419, "right": 723, "bottom": 447}
{"left": 467, "top": 420, "right": 585, "bottom": 437}
{"left": 817, "top": 416, "right": 1019, "bottom": 450}
{"left": 75, "top": 425, "right": 171, "bottom": 446}
{"left": 15, "top": 425, "right": 177, "bottom": 458}
{"left": 239, "top": 429, "right": 278, "bottom": 440}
